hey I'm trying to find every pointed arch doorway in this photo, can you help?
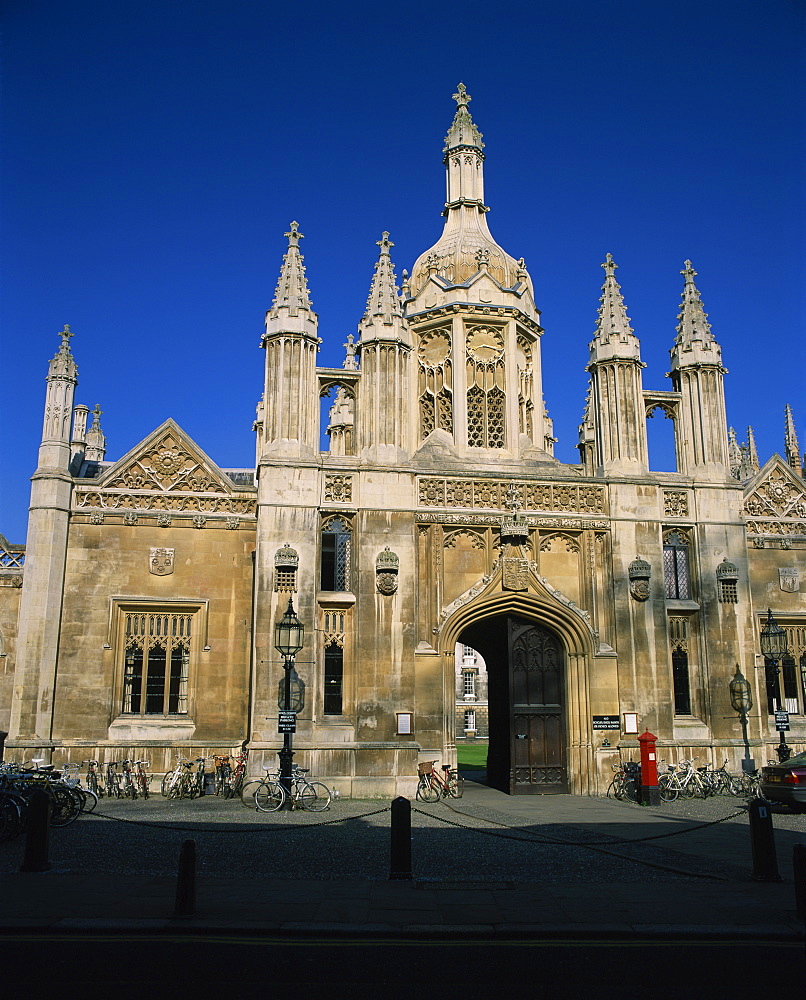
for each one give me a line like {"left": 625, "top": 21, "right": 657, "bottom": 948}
{"left": 460, "top": 614, "right": 568, "bottom": 794}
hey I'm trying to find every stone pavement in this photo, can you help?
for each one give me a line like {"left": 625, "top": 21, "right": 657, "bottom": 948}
{"left": 1, "top": 780, "right": 804, "bottom": 939}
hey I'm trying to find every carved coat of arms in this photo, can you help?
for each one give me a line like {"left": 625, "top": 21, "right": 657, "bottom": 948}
{"left": 779, "top": 568, "right": 799, "bottom": 593}
{"left": 150, "top": 547, "right": 175, "bottom": 576}
{"left": 502, "top": 557, "right": 529, "bottom": 592}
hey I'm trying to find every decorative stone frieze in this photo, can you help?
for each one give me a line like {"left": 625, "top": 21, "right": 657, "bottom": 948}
{"left": 418, "top": 478, "right": 605, "bottom": 513}
{"left": 75, "top": 490, "right": 256, "bottom": 516}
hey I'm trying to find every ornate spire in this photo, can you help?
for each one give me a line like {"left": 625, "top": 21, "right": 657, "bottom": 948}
{"left": 784, "top": 404, "right": 803, "bottom": 476}
{"left": 85, "top": 403, "right": 107, "bottom": 462}
{"left": 48, "top": 324, "right": 78, "bottom": 380}
{"left": 728, "top": 427, "right": 742, "bottom": 480}
{"left": 362, "top": 232, "right": 404, "bottom": 326}
{"left": 444, "top": 83, "right": 484, "bottom": 155}
{"left": 670, "top": 261, "right": 724, "bottom": 370}
{"left": 589, "top": 254, "right": 642, "bottom": 361}
{"left": 268, "top": 222, "right": 313, "bottom": 318}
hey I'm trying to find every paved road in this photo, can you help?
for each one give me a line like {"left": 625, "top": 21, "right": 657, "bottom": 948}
{"left": 1, "top": 936, "right": 804, "bottom": 1000}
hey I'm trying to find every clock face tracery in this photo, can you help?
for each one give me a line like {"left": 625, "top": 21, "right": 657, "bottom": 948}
{"left": 466, "top": 326, "right": 504, "bottom": 364}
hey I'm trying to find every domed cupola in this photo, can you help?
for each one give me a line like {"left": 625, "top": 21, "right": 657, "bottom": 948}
{"left": 405, "top": 85, "right": 537, "bottom": 314}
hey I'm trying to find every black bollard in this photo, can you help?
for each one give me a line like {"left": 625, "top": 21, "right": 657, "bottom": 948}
{"left": 20, "top": 789, "right": 52, "bottom": 872}
{"left": 173, "top": 838, "right": 197, "bottom": 917}
{"left": 389, "top": 796, "right": 413, "bottom": 880}
{"left": 794, "top": 844, "right": 806, "bottom": 922}
{"left": 748, "top": 798, "right": 781, "bottom": 881}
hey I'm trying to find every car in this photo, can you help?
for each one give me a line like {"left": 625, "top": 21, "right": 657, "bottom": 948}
{"left": 759, "top": 750, "right": 806, "bottom": 810}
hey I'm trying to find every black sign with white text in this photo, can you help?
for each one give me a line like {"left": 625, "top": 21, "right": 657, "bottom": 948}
{"left": 592, "top": 715, "right": 621, "bottom": 731}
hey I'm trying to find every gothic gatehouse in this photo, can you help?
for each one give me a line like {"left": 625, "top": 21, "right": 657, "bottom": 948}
{"left": 2, "top": 86, "right": 804, "bottom": 795}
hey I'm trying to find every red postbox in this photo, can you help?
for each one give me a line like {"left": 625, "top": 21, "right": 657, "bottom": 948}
{"left": 638, "top": 730, "right": 659, "bottom": 805}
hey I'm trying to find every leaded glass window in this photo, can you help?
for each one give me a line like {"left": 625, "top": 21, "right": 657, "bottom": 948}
{"left": 122, "top": 611, "right": 192, "bottom": 715}
{"left": 321, "top": 517, "right": 351, "bottom": 591}
{"left": 663, "top": 530, "right": 690, "bottom": 599}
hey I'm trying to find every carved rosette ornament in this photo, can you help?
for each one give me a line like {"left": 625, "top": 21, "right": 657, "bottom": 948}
{"left": 376, "top": 547, "right": 399, "bottom": 595}
{"left": 628, "top": 557, "right": 651, "bottom": 602}
{"left": 149, "top": 547, "right": 175, "bottom": 576}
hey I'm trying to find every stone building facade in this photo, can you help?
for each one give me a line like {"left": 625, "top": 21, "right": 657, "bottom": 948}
{"left": 454, "top": 644, "right": 489, "bottom": 742}
{"left": 1, "top": 86, "right": 805, "bottom": 795}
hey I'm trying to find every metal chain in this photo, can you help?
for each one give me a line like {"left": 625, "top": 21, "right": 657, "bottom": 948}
{"left": 84, "top": 803, "right": 392, "bottom": 834}
{"left": 437, "top": 799, "right": 748, "bottom": 845}
{"left": 411, "top": 802, "right": 737, "bottom": 881}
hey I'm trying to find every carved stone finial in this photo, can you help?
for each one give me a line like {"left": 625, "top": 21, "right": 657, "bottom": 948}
{"left": 601, "top": 253, "right": 617, "bottom": 275}
{"left": 377, "top": 232, "right": 394, "bottom": 254}
{"left": 285, "top": 221, "right": 303, "bottom": 247}
{"left": 59, "top": 324, "right": 74, "bottom": 347}
{"left": 681, "top": 260, "right": 697, "bottom": 282}
{"left": 453, "top": 83, "right": 471, "bottom": 108}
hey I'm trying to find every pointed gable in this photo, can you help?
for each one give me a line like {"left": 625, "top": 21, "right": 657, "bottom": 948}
{"left": 743, "top": 454, "right": 806, "bottom": 538}
{"left": 73, "top": 420, "right": 257, "bottom": 520}
{"left": 100, "top": 421, "right": 235, "bottom": 494}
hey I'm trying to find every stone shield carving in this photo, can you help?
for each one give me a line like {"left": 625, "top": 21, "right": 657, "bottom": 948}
{"left": 779, "top": 568, "right": 799, "bottom": 593}
{"left": 628, "top": 557, "right": 651, "bottom": 602}
{"left": 150, "top": 547, "right": 175, "bottom": 576}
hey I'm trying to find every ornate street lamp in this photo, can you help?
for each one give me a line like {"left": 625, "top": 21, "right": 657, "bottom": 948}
{"left": 759, "top": 608, "right": 790, "bottom": 762}
{"left": 275, "top": 597, "right": 305, "bottom": 807}
{"left": 729, "top": 666, "right": 754, "bottom": 773}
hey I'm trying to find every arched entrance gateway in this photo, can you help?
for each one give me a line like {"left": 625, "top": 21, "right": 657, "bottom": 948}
{"left": 439, "top": 581, "right": 603, "bottom": 796}
{"left": 460, "top": 615, "right": 567, "bottom": 794}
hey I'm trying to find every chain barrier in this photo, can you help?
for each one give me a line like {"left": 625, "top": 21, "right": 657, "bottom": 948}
{"left": 84, "top": 803, "right": 392, "bottom": 834}
{"left": 410, "top": 802, "right": 744, "bottom": 881}
{"left": 438, "top": 799, "right": 748, "bottom": 845}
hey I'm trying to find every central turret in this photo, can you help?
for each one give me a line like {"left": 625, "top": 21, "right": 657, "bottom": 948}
{"left": 401, "top": 86, "right": 556, "bottom": 463}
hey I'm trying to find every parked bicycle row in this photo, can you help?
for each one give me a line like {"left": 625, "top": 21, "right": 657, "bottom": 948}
{"left": 0, "top": 759, "right": 97, "bottom": 839}
{"left": 607, "top": 756, "right": 768, "bottom": 802}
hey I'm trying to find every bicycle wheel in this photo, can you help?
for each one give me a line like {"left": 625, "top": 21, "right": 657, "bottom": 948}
{"left": 446, "top": 774, "right": 464, "bottom": 798}
{"left": 240, "top": 778, "right": 264, "bottom": 808}
{"left": 299, "top": 781, "right": 331, "bottom": 811}
{"left": 416, "top": 777, "right": 441, "bottom": 803}
{"left": 49, "top": 786, "right": 81, "bottom": 827}
{"left": 254, "top": 780, "right": 286, "bottom": 812}
{"left": 606, "top": 777, "right": 621, "bottom": 800}
{"left": 658, "top": 774, "right": 678, "bottom": 802}
{"left": 80, "top": 787, "right": 99, "bottom": 812}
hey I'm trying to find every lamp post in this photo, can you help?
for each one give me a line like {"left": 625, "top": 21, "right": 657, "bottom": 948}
{"left": 729, "top": 665, "right": 754, "bottom": 774}
{"left": 274, "top": 597, "right": 305, "bottom": 808}
{"left": 759, "top": 608, "right": 791, "bottom": 763}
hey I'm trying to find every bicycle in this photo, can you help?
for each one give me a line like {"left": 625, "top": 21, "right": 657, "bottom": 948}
{"left": 213, "top": 754, "right": 232, "bottom": 796}
{"left": 224, "top": 748, "right": 249, "bottom": 799}
{"left": 415, "top": 761, "right": 464, "bottom": 802}
{"left": 244, "top": 765, "right": 332, "bottom": 812}
{"left": 105, "top": 761, "right": 122, "bottom": 798}
{"left": 607, "top": 760, "right": 641, "bottom": 802}
{"left": 133, "top": 759, "right": 151, "bottom": 799}
{"left": 161, "top": 759, "right": 196, "bottom": 799}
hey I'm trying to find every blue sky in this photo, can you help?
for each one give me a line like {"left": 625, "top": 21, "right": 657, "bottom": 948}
{"left": 2, "top": 0, "right": 804, "bottom": 543}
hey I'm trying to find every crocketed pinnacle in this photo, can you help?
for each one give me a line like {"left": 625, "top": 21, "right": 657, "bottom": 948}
{"left": 674, "top": 261, "right": 715, "bottom": 349}
{"left": 362, "top": 233, "right": 404, "bottom": 325}
{"left": 784, "top": 404, "right": 803, "bottom": 476}
{"left": 443, "top": 83, "right": 484, "bottom": 156}
{"left": 269, "top": 222, "right": 313, "bottom": 317}
{"left": 728, "top": 427, "right": 742, "bottom": 479}
{"left": 747, "top": 426, "right": 759, "bottom": 470}
{"left": 85, "top": 404, "right": 107, "bottom": 462}
{"left": 48, "top": 324, "right": 78, "bottom": 380}
{"left": 588, "top": 254, "right": 643, "bottom": 366}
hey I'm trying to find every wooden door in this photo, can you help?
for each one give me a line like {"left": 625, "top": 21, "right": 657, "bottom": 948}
{"left": 509, "top": 618, "right": 567, "bottom": 793}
